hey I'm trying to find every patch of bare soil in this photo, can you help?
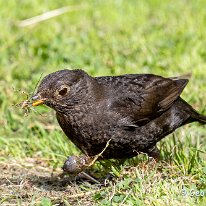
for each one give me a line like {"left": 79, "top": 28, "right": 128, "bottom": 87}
{"left": 0, "top": 158, "right": 101, "bottom": 205}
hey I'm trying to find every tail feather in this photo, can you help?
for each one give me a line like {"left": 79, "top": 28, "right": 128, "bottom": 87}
{"left": 179, "top": 98, "right": 206, "bottom": 124}
{"left": 187, "top": 103, "right": 206, "bottom": 124}
{"left": 193, "top": 113, "right": 206, "bottom": 124}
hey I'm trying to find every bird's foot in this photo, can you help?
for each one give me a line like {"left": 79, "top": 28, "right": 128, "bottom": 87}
{"left": 146, "top": 145, "right": 160, "bottom": 162}
{"left": 146, "top": 145, "right": 160, "bottom": 169}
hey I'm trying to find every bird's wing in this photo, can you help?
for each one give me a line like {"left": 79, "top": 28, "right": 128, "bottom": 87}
{"left": 108, "top": 74, "right": 189, "bottom": 125}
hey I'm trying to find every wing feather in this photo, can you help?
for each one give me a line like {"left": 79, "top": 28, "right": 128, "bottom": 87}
{"left": 105, "top": 74, "right": 188, "bottom": 125}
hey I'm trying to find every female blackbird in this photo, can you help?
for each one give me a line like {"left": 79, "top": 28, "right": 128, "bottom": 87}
{"left": 32, "top": 69, "right": 206, "bottom": 174}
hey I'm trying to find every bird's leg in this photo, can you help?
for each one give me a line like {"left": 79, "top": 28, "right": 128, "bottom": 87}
{"left": 146, "top": 145, "right": 160, "bottom": 162}
{"left": 117, "top": 158, "right": 127, "bottom": 165}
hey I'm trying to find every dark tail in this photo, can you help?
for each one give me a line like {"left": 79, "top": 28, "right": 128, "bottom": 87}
{"left": 192, "top": 113, "right": 206, "bottom": 124}
{"left": 180, "top": 98, "right": 206, "bottom": 124}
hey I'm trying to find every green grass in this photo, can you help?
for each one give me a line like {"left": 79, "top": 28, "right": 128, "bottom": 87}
{"left": 1, "top": 0, "right": 206, "bottom": 205}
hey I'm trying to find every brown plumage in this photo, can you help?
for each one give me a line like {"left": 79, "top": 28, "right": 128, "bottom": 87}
{"left": 32, "top": 69, "right": 206, "bottom": 173}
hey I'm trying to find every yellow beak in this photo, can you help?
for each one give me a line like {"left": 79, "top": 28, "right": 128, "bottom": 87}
{"left": 32, "top": 100, "right": 44, "bottom": 106}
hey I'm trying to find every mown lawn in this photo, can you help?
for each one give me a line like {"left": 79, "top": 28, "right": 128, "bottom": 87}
{"left": 1, "top": 0, "right": 206, "bottom": 205}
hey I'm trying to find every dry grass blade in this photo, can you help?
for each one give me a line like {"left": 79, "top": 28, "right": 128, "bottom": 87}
{"left": 13, "top": 74, "right": 44, "bottom": 116}
{"left": 72, "top": 139, "right": 112, "bottom": 184}
{"left": 87, "top": 139, "right": 112, "bottom": 167}
{"left": 18, "top": 5, "right": 87, "bottom": 27}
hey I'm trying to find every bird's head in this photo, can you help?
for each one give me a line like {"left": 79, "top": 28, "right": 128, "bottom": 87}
{"left": 32, "top": 69, "right": 90, "bottom": 112}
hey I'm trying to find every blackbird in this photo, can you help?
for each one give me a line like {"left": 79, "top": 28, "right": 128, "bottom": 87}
{"left": 32, "top": 69, "right": 206, "bottom": 174}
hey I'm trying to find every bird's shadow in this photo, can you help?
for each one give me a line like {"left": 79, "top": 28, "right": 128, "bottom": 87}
{"left": 0, "top": 157, "right": 154, "bottom": 193}
{"left": 27, "top": 174, "right": 75, "bottom": 191}
{"left": 27, "top": 169, "right": 111, "bottom": 192}
{"left": 27, "top": 156, "right": 152, "bottom": 192}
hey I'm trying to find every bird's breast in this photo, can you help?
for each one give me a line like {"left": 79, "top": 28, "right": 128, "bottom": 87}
{"left": 56, "top": 106, "right": 113, "bottom": 154}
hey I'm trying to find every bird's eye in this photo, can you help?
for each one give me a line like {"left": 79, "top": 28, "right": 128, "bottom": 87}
{"left": 58, "top": 87, "right": 68, "bottom": 96}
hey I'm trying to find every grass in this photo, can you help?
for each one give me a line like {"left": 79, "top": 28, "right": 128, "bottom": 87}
{"left": 1, "top": 0, "right": 206, "bottom": 205}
